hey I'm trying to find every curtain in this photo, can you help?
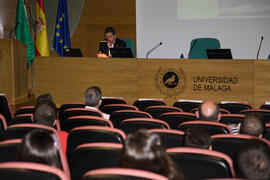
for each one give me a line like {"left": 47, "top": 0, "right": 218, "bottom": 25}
{"left": 29, "top": 0, "right": 85, "bottom": 51}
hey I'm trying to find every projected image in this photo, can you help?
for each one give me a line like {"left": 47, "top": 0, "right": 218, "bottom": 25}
{"left": 178, "top": 0, "right": 270, "bottom": 19}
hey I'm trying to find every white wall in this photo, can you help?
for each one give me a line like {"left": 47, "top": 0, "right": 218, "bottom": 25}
{"left": 136, "top": 0, "right": 270, "bottom": 59}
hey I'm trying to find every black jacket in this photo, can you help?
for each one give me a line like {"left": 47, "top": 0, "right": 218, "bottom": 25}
{"left": 98, "top": 38, "right": 126, "bottom": 56}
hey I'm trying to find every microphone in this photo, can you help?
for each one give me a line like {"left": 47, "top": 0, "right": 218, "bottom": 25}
{"left": 188, "top": 39, "right": 198, "bottom": 59}
{"left": 146, "top": 42, "right": 162, "bottom": 59}
{"left": 256, "top": 36, "right": 264, "bottom": 59}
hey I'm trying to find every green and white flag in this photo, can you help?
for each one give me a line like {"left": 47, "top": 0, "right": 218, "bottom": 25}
{"left": 15, "top": 0, "right": 35, "bottom": 68}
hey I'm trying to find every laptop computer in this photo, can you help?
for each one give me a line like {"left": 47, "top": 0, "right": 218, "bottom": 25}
{"left": 206, "top": 49, "right": 233, "bottom": 59}
{"left": 110, "top": 48, "right": 133, "bottom": 58}
{"left": 65, "top": 48, "right": 83, "bottom": 57}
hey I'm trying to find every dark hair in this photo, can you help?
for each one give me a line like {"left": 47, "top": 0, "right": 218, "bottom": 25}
{"left": 104, "top": 27, "right": 116, "bottom": 35}
{"left": 120, "top": 129, "right": 184, "bottom": 180}
{"left": 33, "top": 100, "right": 57, "bottom": 127}
{"left": 84, "top": 86, "right": 102, "bottom": 107}
{"left": 198, "top": 101, "right": 220, "bottom": 121}
{"left": 17, "top": 129, "right": 61, "bottom": 169}
{"left": 234, "top": 139, "right": 270, "bottom": 180}
{"left": 184, "top": 126, "right": 211, "bottom": 149}
{"left": 240, "top": 113, "right": 265, "bottom": 137}
{"left": 35, "top": 93, "right": 54, "bottom": 106}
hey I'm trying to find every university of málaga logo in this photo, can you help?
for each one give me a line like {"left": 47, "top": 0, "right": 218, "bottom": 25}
{"left": 155, "top": 67, "right": 186, "bottom": 97}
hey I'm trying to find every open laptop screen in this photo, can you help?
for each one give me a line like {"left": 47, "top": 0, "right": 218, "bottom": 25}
{"left": 110, "top": 48, "right": 133, "bottom": 58}
{"left": 206, "top": 49, "right": 233, "bottom": 59}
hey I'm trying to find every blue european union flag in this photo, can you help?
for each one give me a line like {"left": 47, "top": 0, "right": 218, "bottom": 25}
{"left": 53, "top": 0, "right": 70, "bottom": 56}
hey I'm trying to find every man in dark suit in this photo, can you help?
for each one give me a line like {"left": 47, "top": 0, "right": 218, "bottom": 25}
{"left": 97, "top": 27, "right": 126, "bottom": 58}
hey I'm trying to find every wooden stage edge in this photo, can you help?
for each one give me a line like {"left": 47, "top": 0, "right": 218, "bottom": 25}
{"left": 33, "top": 57, "right": 270, "bottom": 109}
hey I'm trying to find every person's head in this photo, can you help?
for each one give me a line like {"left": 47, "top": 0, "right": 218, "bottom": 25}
{"left": 234, "top": 139, "right": 270, "bottom": 180}
{"left": 17, "top": 129, "right": 61, "bottom": 168}
{"left": 240, "top": 113, "right": 265, "bottom": 137}
{"left": 196, "top": 100, "right": 221, "bottom": 122}
{"left": 104, "top": 27, "right": 117, "bottom": 43}
{"left": 35, "top": 93, "right": 53, "bottom": 106}
{"left": 84, "top": 86, "right": 102, "bottom": 107}
{"left": 184, "top": 125, "right": 211, "bottom": 149}
{"left": 120, "top": 129, "right": 184, "bottom": 180}
{"left": 33, "top": 100, "right": 57, "bottom": 127}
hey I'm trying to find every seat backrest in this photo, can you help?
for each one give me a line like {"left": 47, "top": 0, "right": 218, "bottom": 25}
{"left": 109, "top": 110, "right": 152, "bottom": 128}
{"left": 149, "top": 129, "right": 184, "bottom": 149}
{"left": 263, "top": 123, "right": 270, "bottom": 141}
{"left": 133, "top": 99, "right": 167, "bottom": 111}
{"left": 61, "top": 108, "right": 103, "bottom": 128}
{"left": 62, "top": 115, "right": 113, "bottom": 132}
{"left": 10, "top": 113, "right": 33, "bottom": 125}
{"left": 69, "top": 143, "right": 123, "bottom": 180}
{"left": 0, "top": 162, "right": 69, "bottom": 180}
{"left": 15, "top": 106, "right": 35, "bottom": 116}
{"left": 189, "top": 38, "right": 221, "bottom": 59}
{"left": 0, "top": 139, "right": 21, "bottom": 163}
{"left": 0, "top": 114, "right": 7, "bottom": 140}
{"left": 2, "top": 123, "right": 70, "bottom": 177}
{"left": 145, "top": 106, "right": 182, "bottom": 119}
{"left": 0, "top": 94, "right": 14, "bottom": 125}
{"left": 167, "top": 147, "right": 234, "bottom": 179}
{"left": 219, "top": 103, "right": 252, "bottom": 114}
{"left": 99, "top": 97, "right": 127, "bottom": 111}
{"left": 173, "top": 101, "right": 201, "bottom": 112}
{"left": 82, "top": 168, "right": 168, "bottom": 180}
{"left": 121, "top": 38, "right": 135, "bottom": 57}
{"left": 178, "top": 120, "right": 232, "bottom": 135}
{"left": 101, "top": 104, "right": 139, "bottom": 115}
{"left": 119, "top": 118, "right": 170, "bottom": 135}
{"left": 191, "top": 107, "right": 230, "bottom": 115}
{"left": 260, "top": 104, "right": 270, "bottom": 110}
{"left": 240, "top": 109, "right": 270, "bottom": 123}
{"left": 67, "top": 126, "right": 126, "bottom": 157}
{"left": 211, "top": 134, "right": 256, "bottom": 159}
{"left": 159, "top": 112, "right": 196, "bottom": 129}
{"left": 220, "top": 114, "right": 245, "bottom": 125}
{"left": 3, "top": 123, "right": 56, "bottom": 140}
{"left": 83, "top": 168, "right": 168, "bottom": 180}
{"left": 58, "top": 103, "right": 85, "bottom": 121}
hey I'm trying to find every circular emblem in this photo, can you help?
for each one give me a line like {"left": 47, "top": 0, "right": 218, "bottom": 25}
{"left": 155, "top": 67, "right": 186, "bottom": 97}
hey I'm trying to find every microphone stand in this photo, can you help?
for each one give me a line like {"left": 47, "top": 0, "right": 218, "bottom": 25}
{"left": 146, "top": 42, "right": 162, "bottom": 59}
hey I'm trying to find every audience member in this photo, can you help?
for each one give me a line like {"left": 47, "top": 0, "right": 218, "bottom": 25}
{"left": 240, "top": 113, "right": 265, "bottom": 137}
{"left": 97, "top": 27, "right": 126, "bottom": 58}
{"left": 196, "top": 100, "right": 221, "bottom": 122}
{"left": 234, "top": 139, "right": 270, "bottom": 180}
{"left": 17, "top": 129, "right": 61, "bottom": 169}
{"left": 183, "top": 126, "right": 211, "bottom": 149}
{"left": 33, "top": 100, "right": 68, "bottom": 154}
{"left": 35, "top": 93, "right": 54, "bottom": 106}
{"left": 84, "top": 86, "right": 110, "bottom": 119}
{"left": 120, "top": 129, "right": 185, "bottom": 180}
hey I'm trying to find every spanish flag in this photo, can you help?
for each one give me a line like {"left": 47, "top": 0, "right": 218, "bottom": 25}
{"left": 35, "top": 0, "right": 49, "bottom": 56}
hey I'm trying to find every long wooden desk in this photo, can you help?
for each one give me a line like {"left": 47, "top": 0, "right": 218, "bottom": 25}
{"left": 34, "top": 57, "right": 270, "bottom": 108}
